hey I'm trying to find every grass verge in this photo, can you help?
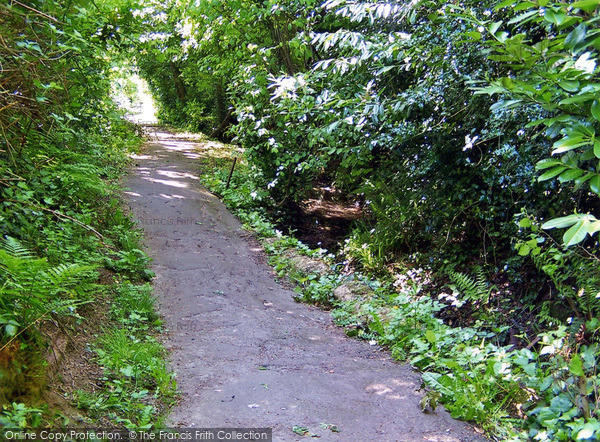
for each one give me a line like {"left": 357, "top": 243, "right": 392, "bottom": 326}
{"left": 0, "top": 123, "right": 175, "bottom": 430}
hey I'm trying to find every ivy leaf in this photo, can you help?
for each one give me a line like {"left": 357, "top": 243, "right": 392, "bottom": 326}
{"left": 568, "top": 353, "right": 584, "bottom": 377}
{"left": 577, "top": 424, "right": 599, "bottom": 440}
{"left": 550, "top": 394, "right": 573, "bottom": 413}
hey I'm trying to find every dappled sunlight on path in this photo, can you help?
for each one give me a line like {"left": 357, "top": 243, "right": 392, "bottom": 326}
{"left": 123, "top": 128, "right": 486, "bottom": 442}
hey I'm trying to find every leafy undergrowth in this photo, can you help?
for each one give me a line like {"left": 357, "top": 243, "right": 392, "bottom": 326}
{"left": 0, "top": 127, "right": 176, "bottom": 430}
{"left": 74, "top": 282, "right": 176, "bottom": 430}
{"left": 202, "top": 152, "right": 600, "bottom": 441}
{"left": 0, "top": 0, "right": 175, "bottom": 431}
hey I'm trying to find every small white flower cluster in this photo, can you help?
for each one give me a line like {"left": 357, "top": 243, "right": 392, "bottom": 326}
{"left": 392, "top": 267, "right": 429, "bottom": 293}
{"left": 271, "top": 75, "right": 307, "bottom": 100}
{"left": 438, "top": 291, "right": 466, "bottom": 308}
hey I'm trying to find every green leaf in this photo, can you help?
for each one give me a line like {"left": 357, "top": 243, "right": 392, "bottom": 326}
{"left": 568, "top": 353, "right": 584, "bottom": 376}
{"left": 590, "top": 175, "right": 600, "bottom": 194}
{"left": 473, "top": 84, "right": 507, "bottom": 95}
{"left": 550, "top": 394, "right": 573, "bottom": 413}
{"left": 425, "top": 329, "right": 437, "bottom": 343}
{"left": 592, "top": 100, "right": 600, "bottom": 122}
{"left": 563, "top": 220, "right": 589, "bottom": 246}
{"left": 575, "top": 172, "right": 595, "bottom": 186}
{"left": 464, "top": 31, "right": 481, "bottom": 41}
{"left": 558, "top": 80, "right": 580, "bottom": 93}
{"left": 491, "top": 99, "right": 522, "bottom": 111}
{"left": 4, "top": 323, "right": 18, "bottom": 337}
{"left": 500, "top": 77, "right": 515, "bottom": 90}
{"left": 594, "top": 140, "right": 600, "bottom": 158}
{"left": 538, "top": 165, "right": 567, "bottom": 181}
{"left": 495, "top": 0, "right": 517, "bottom": 9}
{"left": 120, "top": 365, "right": 135, "bottom": 377}
{"left": 518, "top": 244, "right": 531, "bottom": 256}
{"left": 541, "top": 215, "right": 580, "bottom": 230}
{"left": 571, "top": 0, "right": 600, "bottom": 13}
{"left": 291, "top": 426, "right": 310, "bottom": 436}
{"left": 558, "top": 168, "right": 584, "bottom": 182}
{"left": 495, "top": 31, "right": 510, "bottom": 43}
{"left": 526, "top": 238, "right": 538, "bottom": 248}
{"left": 544, "top": 9, "right": 565, "bottom": 26}
{"left": 577, "top": 425, "right": 598, "bottom": 440}
{"left": 489, "top": 21, "right": 503, "bottom": 35}
{"left": 564, "top": 24, "right": 587, "bottom": 51}
{"left": 558, "top": 93, "right": 596, "bottom": 105}
{"left": 536, "top": 158, "right": 563, "bottom": 170}
{"left": 493, "top": 361, "right": 510, "bottom": 375}
{"left": 519, "top": 218, "right": 532, "bottom": 228}
{"left": 513, "top": 1, "right": 538, "bottom": 11}
{"left": 552, "top": 136, "right": 587, "bottom": 154}
{"left": 509, "top": 10, "right": 539, "bottom": 26}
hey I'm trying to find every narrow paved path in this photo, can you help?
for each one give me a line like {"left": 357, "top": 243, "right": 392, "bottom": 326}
{"left": 124, "top": 131, "right": 485, "bottom": 442}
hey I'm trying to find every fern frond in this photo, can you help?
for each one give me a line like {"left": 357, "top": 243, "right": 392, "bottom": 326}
{"left": 448, "top": 266, "right": 492, "bottom": 303}
{"left": 0, "top": 236, "right": 35, "bottom": 260}
{"left": 0, "top": 237, "right": 48, "bottom": 283}
{"left": 61, "top": 163, "right": 103, "bottom": 175}
{"left": 42, "top": 263, "right": 94, "bottom": 286}
{"left": 0, "top": 237, "right": 96, "bottom": 340}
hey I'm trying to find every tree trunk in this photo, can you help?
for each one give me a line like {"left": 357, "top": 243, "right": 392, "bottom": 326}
{"left": 170, "top": 62, "right": 187, "bottom": 102}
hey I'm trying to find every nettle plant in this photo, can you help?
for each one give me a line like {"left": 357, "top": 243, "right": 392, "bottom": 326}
{"left": 463, "top": 0, "right": 600, "bottom": 247}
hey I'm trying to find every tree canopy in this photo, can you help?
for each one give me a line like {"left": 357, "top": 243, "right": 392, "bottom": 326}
{"left": 131, "top": 0, "right": 600, "bottom": 438}
{"left": 2, "top": 0, "right": 599, "bottom": 438}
